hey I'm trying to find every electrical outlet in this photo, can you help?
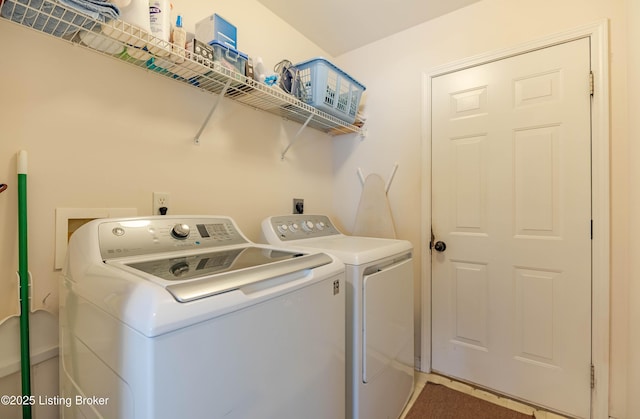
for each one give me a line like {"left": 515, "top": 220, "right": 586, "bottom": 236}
{"left": 293, "top": 198, "right": 304, "bottom": 214}
{"left": 153, "top": 192, "right": 170, "bottom": 215}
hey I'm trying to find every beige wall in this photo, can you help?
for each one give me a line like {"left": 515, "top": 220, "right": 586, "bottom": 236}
{"left": 334, "top": 0, "right": 633, "bottom": 417}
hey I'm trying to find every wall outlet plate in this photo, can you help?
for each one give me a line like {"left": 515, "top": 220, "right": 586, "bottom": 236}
{"left": 293, "top": 198, "right": 304, "bottom": 214}
{"left": 153, "top": 192, "right": 170, "bottom": 215}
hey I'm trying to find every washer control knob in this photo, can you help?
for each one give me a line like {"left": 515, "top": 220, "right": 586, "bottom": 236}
{"left": 171, "top": 223, "right": 191, "bottom": 239}
{"left": 316, "top": 221, "right": 325, "bottom": 230}
{"left": 170, "top": 261, "right": 190, "bottom": 277}
{"left": 277, "top": 224, "right": 289, "bottom": 234}
{"left": 289, "top": 223, "right": 299, "bottom": 232}
{"left": 302, "top": 220, "right": 314, "bottom": 232}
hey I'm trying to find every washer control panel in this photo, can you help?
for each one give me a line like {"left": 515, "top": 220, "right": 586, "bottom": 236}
{"left": 98, "top": 216, "right": 248, "bottom": 260}
{"left": 264, "top": 215, "right": 341, "bottom": 242}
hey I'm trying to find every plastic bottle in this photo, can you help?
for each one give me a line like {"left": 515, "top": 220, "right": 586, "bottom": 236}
{"left": 149, "top": 0, "right": 170, "bottom": 42}
{"left": 254, "top": 57, "right": 267, "bottom": 83}
{"left": 146, "top": 0, "right": 170, "bottom": 57}
{"left": 170, "top": 15, "right": 186, "bottom": 63}
{"left": 117, "top": 0, "right": 151, "bottom": 34}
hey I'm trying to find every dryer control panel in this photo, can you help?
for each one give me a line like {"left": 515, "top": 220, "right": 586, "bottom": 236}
{"left": 97, "top": 216, "right": 249, "bottom": 260}
{"left": 264, "top": 214, "right": 342, "bottom": 242}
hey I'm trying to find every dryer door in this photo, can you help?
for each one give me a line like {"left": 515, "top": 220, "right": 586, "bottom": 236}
{"left": 362, "top": 256, "right": 413, "bottom": 383}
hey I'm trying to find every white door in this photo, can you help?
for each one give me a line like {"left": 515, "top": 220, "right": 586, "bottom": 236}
{"left": 431, "top": 38, "right": 592, "bottom": 418}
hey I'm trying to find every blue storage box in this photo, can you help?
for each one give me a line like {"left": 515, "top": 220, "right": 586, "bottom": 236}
{"left": 209, "top": 40, "right": 247, "bottom": 76}
{"left": 294, "top": 57, "right": 365, "bottom": 124}
{"left": 195, "top": 13, "right": 237, "bottom": 49}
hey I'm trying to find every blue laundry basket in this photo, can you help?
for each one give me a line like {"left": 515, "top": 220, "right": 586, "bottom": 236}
{"left": 294, "top": 57, "right": 366, "bottom": 124}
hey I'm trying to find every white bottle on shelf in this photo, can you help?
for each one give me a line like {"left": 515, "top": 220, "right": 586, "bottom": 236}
{"left": 254, "top": 57, "right": 267, "bottom": 83}
{"left": 147, "top": 0, "right": 171, "bottom": 57}
{"left": 149, "top": 0, "right": 171, "bottom": 41}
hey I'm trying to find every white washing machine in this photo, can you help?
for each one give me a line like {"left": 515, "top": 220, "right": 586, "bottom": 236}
{"left": 262, "top": 214, "right": 414, "bottom": 419}
{"left": 60, "top": 215, "right": 346, "bottom": 419}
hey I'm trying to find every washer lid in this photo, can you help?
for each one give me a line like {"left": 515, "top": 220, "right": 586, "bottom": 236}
{"left": 126, "top": 246, "right": 303, "bottom": 281}
{"left": 119, "top": 247, "right": 333, "bottom": 302}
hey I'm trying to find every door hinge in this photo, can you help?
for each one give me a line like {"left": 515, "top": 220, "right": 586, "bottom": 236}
{"left": 589, "top": 71, "right": 594, "bottom": 96}
{"left": 591, "top": 364, "right": 595, "bottom": 389}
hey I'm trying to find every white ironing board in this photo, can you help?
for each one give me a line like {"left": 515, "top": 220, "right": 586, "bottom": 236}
{"left": 353, "top": 173, "right": 396, "bottom": 239}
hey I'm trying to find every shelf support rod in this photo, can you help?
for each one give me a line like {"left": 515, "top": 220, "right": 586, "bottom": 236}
{"left": 281, "top": 114, "right": 314, "bottom": 160}
{"left": 194, "top": 79, "right": 233, "bottom": 144}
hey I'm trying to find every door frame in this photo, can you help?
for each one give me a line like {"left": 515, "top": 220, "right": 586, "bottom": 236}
{"left": 420, "top": 20, "right": 610, "bottom": 418}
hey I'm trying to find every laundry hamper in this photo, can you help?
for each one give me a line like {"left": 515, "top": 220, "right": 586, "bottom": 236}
{"left": 294, "top": 57, "right": 365, "bottom": 124}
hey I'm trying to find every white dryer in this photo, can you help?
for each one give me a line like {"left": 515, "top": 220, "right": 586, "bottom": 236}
{"left": 60, "top": 215, "right": 346, "bottom": 419}
{"left": 262, "top": 214, "right": 414, "bottom": 419}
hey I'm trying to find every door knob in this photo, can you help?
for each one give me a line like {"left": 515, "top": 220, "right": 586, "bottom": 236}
{"left": 433, "top": 241, "right": 447, "bottom": 252}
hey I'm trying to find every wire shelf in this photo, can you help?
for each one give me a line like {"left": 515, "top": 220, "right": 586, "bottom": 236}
{"left": 0, "top": 0, "right": 365, "bottom": 136}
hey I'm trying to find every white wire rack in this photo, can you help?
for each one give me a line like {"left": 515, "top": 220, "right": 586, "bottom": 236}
{"left": 0, "top": 0, "right": 365, "bottom": 142}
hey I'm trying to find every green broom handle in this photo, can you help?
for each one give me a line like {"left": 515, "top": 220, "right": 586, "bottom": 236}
{"left": 18, "top": 151, "right": 31, "bottom": 419}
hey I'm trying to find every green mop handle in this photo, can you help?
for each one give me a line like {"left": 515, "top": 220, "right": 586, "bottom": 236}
{"left": 18, "top": 150, "right": 32, "bottom": 419}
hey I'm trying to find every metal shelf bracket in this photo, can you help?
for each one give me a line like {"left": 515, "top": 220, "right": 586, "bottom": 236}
{"left": 280, "top": 114, "right": 314, "bottom": 160}
{"left": 194, "top": 79, "right": 233, "bottom": 144}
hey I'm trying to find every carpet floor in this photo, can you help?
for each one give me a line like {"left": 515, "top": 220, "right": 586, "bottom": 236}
{"left": 404, "top": 382, "right": 536, "bottom": 419}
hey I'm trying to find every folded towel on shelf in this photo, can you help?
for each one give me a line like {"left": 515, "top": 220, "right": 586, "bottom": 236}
{"left": 58, "top": 0, "right": 118, "bottom": 22}
{"left": 0, "top": 0, "right": 103, "bottom": 36}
